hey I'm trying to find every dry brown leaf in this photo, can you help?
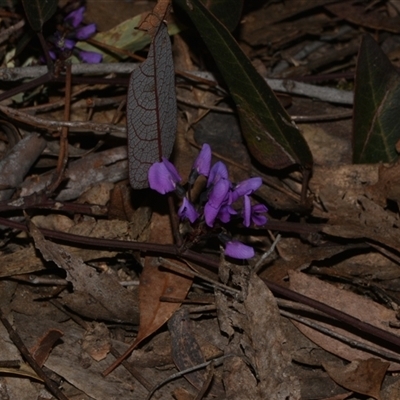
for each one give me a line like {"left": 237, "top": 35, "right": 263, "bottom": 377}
{"left": 168, "top": 308, "right": 206, "bottom": 390}
{"left": 30, "top": 329, "right": 64, "bottom": 367}
{"left": 218, "top": 272, "right": 300, "bottom": 399}
{"left": 29, "top": 221, "right": 139, "bottom": 324}
{"left": 323, "top": 358, "right": 389, "bottom": 400}
{"left": 103, "top": 212, "right": 192, "bottom": 374}
{"left": 289, "top": 271, "right": 400, "bottom": 370}
{"left": 138, "top": 0, "right": 171, "bottom": 36}
{"left": 81, "top": 323, "right": 111, "bottom": 362}
{"left": 0, "top": 245, "right": 46, "bottom": 278}
{"left": 134, "top": 212, "right": 192, "bottom": 347}
{"left": 326, "top": 2, "right": 400, "bottom": 33}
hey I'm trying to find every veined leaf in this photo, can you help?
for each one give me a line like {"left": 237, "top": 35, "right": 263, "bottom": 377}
{"left": 173, "top": 0, "right": 313, "bottom": 169}
{"left": 353, "top": 35, "right": 400, "bottom": 164}
{"left": 22, "top": 0, "right": 57, "bottom": 32}
{"left": 127, "top": 22, "right": 177, "bottom": 189}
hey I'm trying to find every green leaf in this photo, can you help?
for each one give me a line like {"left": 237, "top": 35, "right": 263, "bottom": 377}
{"left": 173, "top": 0, "right": 313, "bottom": 169}
{"left": 353, "top": 35, "right": 400, "bottom": 164}
{"left": 22, "top": 0, "right": 57, "bottom": 32}
{"left": 200, "top": 0, "right": 243, "bottom": 31}
{"left": 76, "top": 15, "right": 181, "bottom": 63}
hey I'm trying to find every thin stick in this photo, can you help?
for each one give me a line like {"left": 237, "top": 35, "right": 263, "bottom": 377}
{"left": 47, "top": 64, "right": 72, "bottom": 193}
{"left": 0, "top": 308, "right": 69, "bottom": 400}
{"left": 146, "top": 354, "right": 230, "bottom": 400}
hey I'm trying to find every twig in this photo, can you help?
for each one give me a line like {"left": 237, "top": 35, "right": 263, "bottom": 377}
{"left": 0, "top": 64, "right": 354, "bottom": 104}
{"left": 146, "top": 354, "right": 230, "bottom": 400}
{"left": 158, "top": 257, "right": 240, "bottom": 296}
{"left": 0, "top": 104, "right": 126, "bottom": 137}
{"left": 47, "top": 65, "right": 72, "bottom": 193}
{"left": 109, "top": 347, "right": 153, "bottom": 392}
{"left": 0, "top": 308, "right": 69, "bottom": 400}
{"left": 0, "top": 19, "right": 25, "bottom": 45}
{"left": 280, "top": 308, "right": 400, "bottom": 364}
{"left": 253, "top": 234, "right": 281, "bottom": 274}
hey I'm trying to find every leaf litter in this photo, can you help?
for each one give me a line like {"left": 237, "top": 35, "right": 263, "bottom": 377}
{"left": 1, "top": 0, "right": 400, "bottom": 399}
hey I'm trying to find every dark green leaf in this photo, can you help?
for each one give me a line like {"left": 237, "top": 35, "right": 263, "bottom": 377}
{"left": 200, "top": 0, "right": 243, "bottom": 31}
{"left": 353, "top": 35, "right": 400, "bottom": 164}
{"left": 173, "top": 0, "right": 313, "bottom": 169}
{"left": 22, "top": 0, "right": 57, "bottom": 32}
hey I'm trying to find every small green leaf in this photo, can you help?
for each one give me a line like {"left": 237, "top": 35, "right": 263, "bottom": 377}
{"left": 173, "top": 0, "right": 313, "bottom": 169}
{"left": 200, "top": 0, "right": 243, "bottom": 31}
{"left": 76, "top": 15, "right": 180, "bottom": 63}
{"left": 353, "top": 35, "right": 400, "bottom": 164}
{"left": 22, "top": 0, "right": 57, "bottom": 32}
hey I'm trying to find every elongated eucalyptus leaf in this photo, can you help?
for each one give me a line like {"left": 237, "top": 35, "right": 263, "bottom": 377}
{"left": 22, "top": 0, "right": 57, "bottom": 31}
{"left": 174, "top": 0, "right": 313, "bottom": 169}
{"left": 353, "top": 35, "right": 400, "bottom": 164}
{"left": 201, "top": 0, "right": 243, "bottom": 31}
{"left": 127, "top": 22, "right": 177, "bottom": 189}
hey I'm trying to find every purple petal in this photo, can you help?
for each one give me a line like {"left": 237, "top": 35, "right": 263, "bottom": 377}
{"left": 207, "top": 161, "right": 228, "bottom": 187}
{"left": 243, "top": 195, "right": 251, "bottom": 227}
{"left": 161, "top": 157, "right": 181, "bottom": 183}
{"left": 252, "top": 213, "right": 267, "bottom": 226}
{"left": 48, "top": 50, "right": 57, "bottom": 60}
{"left": 225, "top": 241, "right": 255, "bottom": 259}
{"left": 78, "top": 50, "right": 102, "bottom": 63}
{"left": 63, "top": 38, "right": 76, "bottom": 50}
{"left": 204, "top": 202, "right": 220, "bottom": 227}
{"left": 148, "top": 160, "right": 181, "bottom": 194}
{"left": 231, "top": 177, "right": 262, "bottom": 202}
{"left": 178, "top": 198, "right": 199, "bottom": 223}
{"left": 217, "top": 204, "right": 237, "bottom": 223}
{"left": 66, "top": 6, "right": 85, "bottom": 28}
{"left": 75, "top": 23, "right": 97, "bottom": 40}
{"left": 193, "top": 143, "right": 211, "bottom": 177}
{"left": 204, "top": 179, "right": 231, "bottom": 226}
{"left": 207, "top": 178, "right": 230, "bottom": 208}
{"left": 251, "top": 204, "right": 268, "bottom": 226}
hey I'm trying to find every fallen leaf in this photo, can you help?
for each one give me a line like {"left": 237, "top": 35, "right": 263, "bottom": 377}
{"left": 168, "top": 308, "right": 206, "bottom": 390}
{"left": 29, "top": 222, "right": 140, "bottom": 324}
{"left": 102, "top": 212, "right": 192, "bottom": 375}
{"left": 289, "top": 271, "right": 400, "bottom": 370}
{"left": 323, "top": 358, "right": 389, "bottom": 400}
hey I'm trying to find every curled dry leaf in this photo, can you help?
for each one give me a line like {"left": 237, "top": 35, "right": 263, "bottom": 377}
{"left": 0, "top": 133, "right": 46, "bottom": 201}
{"left": 323, "top": 358, "right": 389, "bottom": 400}
{"left": 217, "top": 272, "right": 300, "bottom": 400}
{"left": 289, "top": 271, "right": 400, "bottom": 370}
{"left": 168, "top": 308, "right": 206, "bottom": 390}
{"left": 29, "top": 222, "right": 139, "bottom": 324}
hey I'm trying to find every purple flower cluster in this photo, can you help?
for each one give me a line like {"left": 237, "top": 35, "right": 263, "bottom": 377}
{"left": 48, "top": 6, "right": 102, "bottom": 64}
{"left": 148, "top": 144, "right": 268, "bottom": 259}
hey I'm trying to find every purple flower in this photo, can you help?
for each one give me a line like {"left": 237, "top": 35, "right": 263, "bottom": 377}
{"left": 193, "top": 144, "right": 212, "bottom": 176}
{"left": 178, "top": 198, "right": 199, "bottom": 223}
{"left": 243, "top": 196, "right": 268, "bottom": 227}
{"left": 75, "top": 23, "right": 97, "bottom": 40}
{"left": 46, "top": 7, "right": 102, "bottom": 64}
{"left": 65, "top": 6, "right": 85, "bottom": 28}
{"left": 78, "top": 50, "right": 102, "bottom": 64}
{"left": 216, "top": 204, "right": 237, "bottom": 223}
{"left": 207, "top": 161, "right": 229, "bottom": 187}
{"left": 148, "top": 158, "right": 182, "bottom": 194}
{"left": 225, "top": 241, "right": 255, "bottom": 259}
{"left": 231, "top": 177, "right": 262, "bottom": 202}
{"left": 204, "top": 178, "right": 230, "bottom": 227}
